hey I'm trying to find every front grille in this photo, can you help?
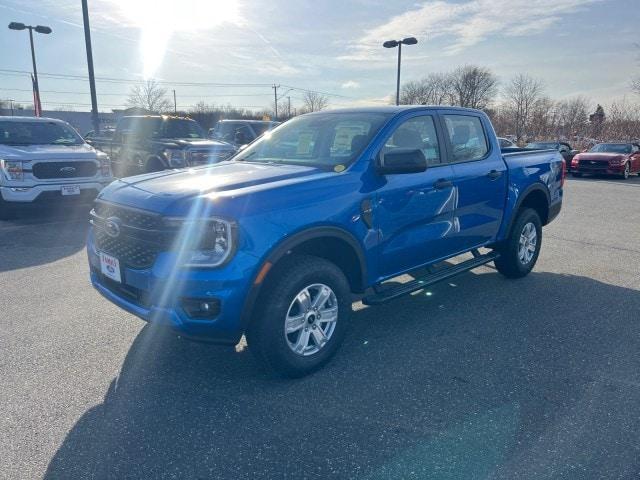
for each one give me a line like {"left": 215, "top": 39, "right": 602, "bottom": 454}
{"left": 33, "top": 161, "right": 97, "bottom": 179}
{"left": 94, "top": 228, "right": 159, "bottom": 269}
{"left": 92, "top": 202, "right": 166, "bottom": 269}
{"left": 578, "top": 160, "right": 609, "bottom": 170}
{"left": 93, "top": 202, "right": 162, "bottom": 230}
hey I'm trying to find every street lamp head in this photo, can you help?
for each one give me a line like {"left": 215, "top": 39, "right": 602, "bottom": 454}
{"left": 401, "top": 37, "right": 418, "bottom": 45}
{"left": 34, "top": 25, "right": 52, "bottom": 34}
{"left": 8, "top": 22, "right": 26, "bottom": 30}
{"left": 383, "top": 40, "right": 399, "bottom": 48}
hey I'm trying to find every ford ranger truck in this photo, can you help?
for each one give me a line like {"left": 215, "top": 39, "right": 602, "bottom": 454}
{"left": 87, "top": 106, "right": 564, "bottom": 377}
{"left": 87, "top": 115, "right": 237, "bottom": 177}
{"left": 0, "top": 116, "right": 113, "bottom": 219}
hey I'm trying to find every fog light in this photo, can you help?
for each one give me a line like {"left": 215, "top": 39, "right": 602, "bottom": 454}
{"left": 181, "top": 297, "right": 221, "bottom": 319}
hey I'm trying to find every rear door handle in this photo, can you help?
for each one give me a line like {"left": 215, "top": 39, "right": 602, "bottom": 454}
{"left": 487, "top": 169, "right": 503, "bottom": 180}
{"left": 434, "top": 179, "right": 453, "bottom": 190}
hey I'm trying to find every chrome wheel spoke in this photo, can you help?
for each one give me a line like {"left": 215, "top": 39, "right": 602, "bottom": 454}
{"left": 296, "top": 289, "right": 311, "bottom": 311}
{"left": 318, "top": 305, "right": 338, "bottom": 323}
{"left": 311, "top": 327, "right": 327, "bottom": 347}
{"left": 293, "top": 328, "right": 311, "bottom": 354}
{"left": 312, "top": 285, "right": 331, "bottom": 309}
{"left": 285, "top": 314, "right": 306, "bottom": 333}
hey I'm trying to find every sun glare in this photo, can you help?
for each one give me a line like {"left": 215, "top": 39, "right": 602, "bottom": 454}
{"left": 112, "top": 0, "right": 243, "bottom": 78}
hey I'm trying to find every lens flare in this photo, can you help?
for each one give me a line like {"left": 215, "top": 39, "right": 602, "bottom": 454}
{"left": 113, "top": 0, "right": 243, "bottom": 78}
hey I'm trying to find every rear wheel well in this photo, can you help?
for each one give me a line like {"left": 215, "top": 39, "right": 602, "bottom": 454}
{"left": 273, "top": 237, "right": 365, "bottom": 293}
{"left": 518, "top": 189, "right": 549, "bottom": 225}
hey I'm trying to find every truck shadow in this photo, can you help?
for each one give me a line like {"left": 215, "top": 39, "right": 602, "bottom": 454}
{"left": 0, "top": 204, "right": 91, "bottom": 272}
{"left": 44, "top": 270, "right": 640, "bottom": 479}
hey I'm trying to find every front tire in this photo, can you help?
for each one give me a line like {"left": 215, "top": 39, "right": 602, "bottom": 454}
{"left": 494, "top": 208, "right": 542, "bottom": 279}
{"left": 572, "top": 172, "right": 582, "bottom": 178}
{"left": 621, "top": 162, "right": 630, "bottom": 180}
{"left": 246, "top": 254, "right": 351, "bottom": 378}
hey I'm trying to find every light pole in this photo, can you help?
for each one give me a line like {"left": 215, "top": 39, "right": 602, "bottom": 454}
{"left": 81, "top": 0, "right": 100, "bottom": 134}
{"left": 383, "top": 37, "right": 418, "bottom": 106}
{"left": 8, "top": 22, "right": 52, "bottom": 114}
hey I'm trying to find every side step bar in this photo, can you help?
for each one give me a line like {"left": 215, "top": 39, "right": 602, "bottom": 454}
{"left": 362, "top": 251, "right": 500, "bottom": 306}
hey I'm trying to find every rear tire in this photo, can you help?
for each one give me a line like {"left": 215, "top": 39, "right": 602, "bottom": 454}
{"left": 572, "top": 172, "right": 582, "bottom": 178}
{"left": 494, "top": 208, "right": 542, "bottom": 279}
{"left": 246, "top": 254, "right": 351, "bottom": 378}
{"left": 145, "top": 157, "right": 165, "bottom": 173}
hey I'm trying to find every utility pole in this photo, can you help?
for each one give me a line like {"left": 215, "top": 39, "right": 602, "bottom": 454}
{"left": 287, "top": 96, "right": 291, "bottom": 118}
{"left": 173, "top": 89, "right": 177, "bottom": 114}
{"left": 81, "top": 0, "right": 100, "bottom": 134}
{"left": 272, "top": 84, "right": 279, "bottom": 121}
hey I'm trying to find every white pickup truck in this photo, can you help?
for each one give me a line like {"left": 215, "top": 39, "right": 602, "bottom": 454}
{"left": 0, "top": 117, "right": 114, "bottom": 219}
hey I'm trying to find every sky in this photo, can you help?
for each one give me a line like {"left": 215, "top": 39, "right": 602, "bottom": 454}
{"left": 0, "top": 0, "right": 638, "bottom": 113}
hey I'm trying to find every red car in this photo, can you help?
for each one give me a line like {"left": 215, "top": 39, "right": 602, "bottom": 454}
{"left": 571, "top": 142, "right": 640, "bottom": 179}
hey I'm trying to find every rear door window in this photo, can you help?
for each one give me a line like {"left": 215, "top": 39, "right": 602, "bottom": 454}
{"left": 443, "top": 115, "right": 489, "bottom": 162}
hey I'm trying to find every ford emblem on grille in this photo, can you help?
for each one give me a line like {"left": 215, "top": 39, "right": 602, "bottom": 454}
{"left": 59, "top": 166, "right": 76, "bottom": 175}
{"left": 105, "top": 217, "right": 122, "bottom": 238}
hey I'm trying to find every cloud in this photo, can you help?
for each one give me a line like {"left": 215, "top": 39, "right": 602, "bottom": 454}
{"left": 340, "top": 0, "right": 601, "bottom": 61}
{"left": 341, "top": 80, "right": 360, "bottom": 89}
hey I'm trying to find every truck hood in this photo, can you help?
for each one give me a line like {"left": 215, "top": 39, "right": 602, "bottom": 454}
{"left": 0, "top": 143, "right": 98, "bottom": 160}
{"left": 98, "top": 161, "right": 332, "bottom": 213}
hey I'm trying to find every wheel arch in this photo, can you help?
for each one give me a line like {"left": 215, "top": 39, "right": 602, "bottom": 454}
{"left": 239, "top": 226, "right": 368, "bottom": 331}
{"left": 514, "top": 183, "right": 550, "bottom": 224}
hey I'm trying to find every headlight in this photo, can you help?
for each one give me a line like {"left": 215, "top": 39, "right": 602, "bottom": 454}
{"left": 165, "top": 217, "right": 236, "bottom": 267}
{"left": 1, "top": 160, "right": 24, "bottom": 181}
{"left": 163, "top": 149, "right": 186, "bottom": 167}
{"left": 97, "top": 154, "right": 111, "bottom": 176}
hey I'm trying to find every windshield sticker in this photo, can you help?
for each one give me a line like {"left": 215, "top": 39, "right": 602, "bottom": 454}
{"left": 334, "top": 164, "right": 345, "bottom": 173}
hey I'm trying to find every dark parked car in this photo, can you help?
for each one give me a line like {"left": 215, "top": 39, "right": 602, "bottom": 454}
{"left": 209, "top": 120, "right": 280, "bottom": 146}
{"left": 571, "top": 142, "right": 640, "bottom": 179}
{"left": 87, "top": 115, "right": 236, "bottom": 177}
{"left": 526, "top": 141, "right": 577, "bottom": 172}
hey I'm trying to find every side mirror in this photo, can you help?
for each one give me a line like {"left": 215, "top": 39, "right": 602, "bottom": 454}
{"left": 570, "top": 149, "right": 580, "bottom": 155}
{"left": 377, "top": 149, "right": 427, "bottom": 175}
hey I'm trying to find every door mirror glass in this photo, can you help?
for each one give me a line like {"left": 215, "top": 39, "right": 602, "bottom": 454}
{"left": 377, "top": 149, "right": 427, "bottom": 175}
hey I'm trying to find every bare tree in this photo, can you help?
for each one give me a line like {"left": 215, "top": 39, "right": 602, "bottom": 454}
{"left": 556, "top": 97, "right": 590, "bottom": 139}
{"left": 126, "top": 79, "right": 172, "bottom": 113}
{"left": 301, "top": 91, "right": 329, "bottom": 113}
{"left": 400, "top": 73, "right": 455, "bottom": 105}
{"left": 449, "top": 65, "right": 498, "bottom": 110}
{"left": 503, "top": 74, "right": 545, "bottom": 142}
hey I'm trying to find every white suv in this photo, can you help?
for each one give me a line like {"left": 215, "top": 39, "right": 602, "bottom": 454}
{"left": 0, "top": 117, "right": 114, "bottom": 218}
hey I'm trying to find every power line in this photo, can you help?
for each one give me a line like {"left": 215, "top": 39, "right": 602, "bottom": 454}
{"left": 0, "top": 69, "right": 357, "bottom": 98}
{"left": 0, "top": 88, "right": 273, "bottom": 98}
{"left": 9, "top": 99, "right": 269, "bottom": 109}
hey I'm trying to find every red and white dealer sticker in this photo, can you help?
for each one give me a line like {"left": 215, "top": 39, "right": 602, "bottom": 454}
{"left": 99, "top": 252, "right": 121, "bottom": 283}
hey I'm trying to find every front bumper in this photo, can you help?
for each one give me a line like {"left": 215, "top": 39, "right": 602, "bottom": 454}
{"left": 87, "top": 228, "right": 257, "bottom": 344}
{"left": 1, "top": 180, "right": 113, "bottom": 203}
{"left": 574, "top": 164, "right": 625, "bottom": 176}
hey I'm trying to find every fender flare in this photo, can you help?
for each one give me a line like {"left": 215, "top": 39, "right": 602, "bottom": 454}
{"left": 505, "top": 182, "right": 551, "bottom": 235}
{"left": 238, "top": 226, "right": 368, "bottom": 330}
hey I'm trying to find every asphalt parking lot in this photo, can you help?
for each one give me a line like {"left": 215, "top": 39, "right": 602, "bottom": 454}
{"left": 1, "top": 176, "right": 639, "bottom": 480}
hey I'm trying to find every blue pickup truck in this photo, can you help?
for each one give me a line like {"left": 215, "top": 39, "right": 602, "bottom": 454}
{"left": 87, "top": 106, "right": 564, "bottom": 377}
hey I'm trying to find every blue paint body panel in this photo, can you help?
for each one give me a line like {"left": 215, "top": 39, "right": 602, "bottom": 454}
{"left": 87, "top": 106, "right": 563, "bottom": 343}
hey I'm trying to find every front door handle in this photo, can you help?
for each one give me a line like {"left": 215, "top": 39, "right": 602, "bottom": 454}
{"left": 434, "top": 178, "right": 453, "bottom": 190}
{"left": 487, "top": 169, "right": 503, "bottom": 180}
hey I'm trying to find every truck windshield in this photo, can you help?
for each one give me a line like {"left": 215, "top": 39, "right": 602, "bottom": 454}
{"left": 235, "top": 112, "right": 391, "bottom": 169}
{"left": 160, "top": 119, "right": 205, "bottom": 139}
{"left": 589, "top": 143, "right": 632, "bottom": 154}
{"left": 0, "top": 120, "right": 83, "bottom": 146}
